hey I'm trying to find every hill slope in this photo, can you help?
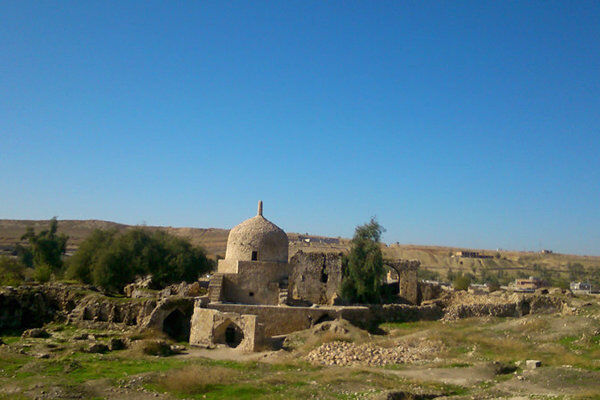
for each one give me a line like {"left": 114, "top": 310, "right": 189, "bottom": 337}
{"left": 1, "top": 219, "right": 598, "bottom": 281}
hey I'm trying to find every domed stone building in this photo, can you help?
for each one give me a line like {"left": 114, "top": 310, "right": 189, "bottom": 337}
{"left": 190, "top": 201, "right": 422, "bottom": 352}
{"left": 209, "top": 201, "right": 292, "bottom": 305}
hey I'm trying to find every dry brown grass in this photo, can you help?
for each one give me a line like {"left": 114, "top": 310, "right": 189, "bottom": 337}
{"left": 158, "top": 365, "right": 241, "bottom": 394}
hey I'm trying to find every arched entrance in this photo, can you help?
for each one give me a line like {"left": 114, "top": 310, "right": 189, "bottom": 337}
{"left": 214, "top": 320, "right": 244, "bottom": 348}
{"left": 163, "top": 309, "right": 191, "bottom": 342}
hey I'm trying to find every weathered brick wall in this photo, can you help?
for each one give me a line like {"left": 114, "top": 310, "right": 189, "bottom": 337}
{"left": 288, "top": 251, "right": 343, "bottom": 305}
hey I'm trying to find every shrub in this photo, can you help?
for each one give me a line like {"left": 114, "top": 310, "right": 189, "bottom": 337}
{"left": 0, "top": 256, "right": 27, "bottom": 286}
{"left": 67, "top": 228, "right": 212, "bottom": 293}
{"left": 33, "top": 264, "right": 53, "bottom": 283}
{"left": 453, "top": 273, "right": 471, "bottom": 291}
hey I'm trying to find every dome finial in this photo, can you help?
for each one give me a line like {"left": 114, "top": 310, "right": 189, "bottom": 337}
{"left": 257, "top": 200, "right": 263, "bottom": 216}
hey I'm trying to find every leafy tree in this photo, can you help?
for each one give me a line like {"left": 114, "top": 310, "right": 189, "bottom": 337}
{"left": 20, "top": 217, "right": 68, "bottom": 275}
{"left": 340, "top": 218, "right": 386, "bottom": 304}
{"left": 14, "top": 244, "right": 33, "bottom": 268}
{"left": 66, "top": 229, "right": 118, "bottom": 284}
{"left": 67, "top": 228, "right": 212, "bottom": 293}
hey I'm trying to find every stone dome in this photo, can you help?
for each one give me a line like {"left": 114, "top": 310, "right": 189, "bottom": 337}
{"left": 224, "top": 201, "right": 289, "bottom": 263}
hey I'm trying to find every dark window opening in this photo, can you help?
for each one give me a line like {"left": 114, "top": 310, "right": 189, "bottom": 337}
{"left": 320, "top": 259, "right": 328, "bottom": 283}
{"left": 251, "top": 251, "right": 258, "bottom": 261}
{"left": 249, "top": 292, "right": 254, "bottom": 297}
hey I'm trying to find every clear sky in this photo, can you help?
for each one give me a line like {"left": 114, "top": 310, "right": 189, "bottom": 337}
{"left": 1, "top": 1, "right": 599, "bottom": 255}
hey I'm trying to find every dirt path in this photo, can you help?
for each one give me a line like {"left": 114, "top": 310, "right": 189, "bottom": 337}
{"left": 380, "top": 363, "right": 497, "bottom": 386}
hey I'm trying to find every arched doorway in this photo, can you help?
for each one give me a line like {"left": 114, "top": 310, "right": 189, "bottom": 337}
{"left": 214, "top": 320, "right": 244, "bottom": 348}
{"left": 163, "top": 309, "right": 191, "bottom": 342}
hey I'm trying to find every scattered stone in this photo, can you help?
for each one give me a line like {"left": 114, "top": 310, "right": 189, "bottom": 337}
{"left": 21, "top": 328, "right": 50, "bottom": 338}
{"left": 525, "top": 360, "right": 542, "bottom": 369}
{"left": 35, "top": 353, "right": 50, "bottom": 359}
{"left": 306, "top": 339, "right": 444, "bottom": 367}
{"left": 87, "top": 343, "right": 109, "bottom": 353}
{"left": 170, "top": 344, "right": 186, "bottom": 353}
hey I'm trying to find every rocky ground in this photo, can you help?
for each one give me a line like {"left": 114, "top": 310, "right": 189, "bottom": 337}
{"left": 1, "top": 286, "right": 599, "bottom": 399}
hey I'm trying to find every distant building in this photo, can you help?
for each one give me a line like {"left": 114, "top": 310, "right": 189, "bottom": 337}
{"left": 540, "top": 249, "right": 553, "bottom": 254}
{"left": 570, "top": 281, "right": 595, "bottom": 294}
{"left": 454, "top": 251, "right": 493, "bottom": 259}
{"left": 513, "top": 277, "right": 544, "bottom": 293}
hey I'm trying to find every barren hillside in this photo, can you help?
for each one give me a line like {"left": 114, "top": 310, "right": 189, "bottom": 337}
{"left": 1, "top": 219, "right": 598, "bottom": 277}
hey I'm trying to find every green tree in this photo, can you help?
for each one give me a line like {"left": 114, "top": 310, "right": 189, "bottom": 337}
{"left": 0, "top": 256, "right": 27, "bottom": 286}
{"left": 20, "top": 217, "right": 68, "bottom": 279}
{"left": 67, "top": 228, "right": 212, "bottom": 293}
{"left": 340, "top": 218, "right": 386, "bottom": 304}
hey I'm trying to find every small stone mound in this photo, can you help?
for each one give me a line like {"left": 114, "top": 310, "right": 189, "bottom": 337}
{"left": 21, "top": 328, "right": 50, "bottom": 338}
{"left": 305, "top": 339, "right": 444, "bottom": 367}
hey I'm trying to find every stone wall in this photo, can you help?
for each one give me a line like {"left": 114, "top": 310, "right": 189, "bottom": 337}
{"left": 220, "top": 261, "right": 291, "bottom": 305}
{"left": 206, "top": 303, "right": 443, "bottom": 337}
{"left": 288, "top": 251, "right": 343, "bottom": 305}
{"left": 387, "top": 260, "right": 420, "bottom": 304}
{"left": 189, "top": 308, "right": 265, "bottom": 351}
{"left": 418, "top": 282, "right": 443, "bottom": 303}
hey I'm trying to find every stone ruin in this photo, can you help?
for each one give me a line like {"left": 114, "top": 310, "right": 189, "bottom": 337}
{"left": 0, "top": 201, "right": 441, "bottom": 351}
{"left": 190, "top": 201, "right": 427, "bottom": 351}
{"left": 288, "top": 250, "right": 343, "bottom": 305}
{"left": 386, "top": 260, "right": 421, "bottom": 304}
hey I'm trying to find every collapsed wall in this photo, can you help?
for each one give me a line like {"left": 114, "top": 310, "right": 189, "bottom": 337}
{"left": 0, "top": 283, "right": 196, "bottom": 342}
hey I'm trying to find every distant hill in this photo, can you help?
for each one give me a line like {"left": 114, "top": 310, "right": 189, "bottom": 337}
{"left": 1, "top": 219, "right": 598, "bottom": 280}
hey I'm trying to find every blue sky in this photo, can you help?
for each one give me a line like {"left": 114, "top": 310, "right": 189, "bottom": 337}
{"left": 1, "top": 1, "right": 599, "bottom": 255}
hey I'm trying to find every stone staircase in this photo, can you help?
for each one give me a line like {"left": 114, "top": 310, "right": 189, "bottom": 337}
{"left": 278, "top": 279, "right": 289, "bottom": 305}
{"left": 278, "top": 288, "right": 288, "bottom": 305}
{"left": 208, "top": 274, "right": 224, "bottom": 303}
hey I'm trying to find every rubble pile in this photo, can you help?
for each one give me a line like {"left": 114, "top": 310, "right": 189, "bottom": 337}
{"left": 306, "top": 339, "right": 444, "bottom": 366}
